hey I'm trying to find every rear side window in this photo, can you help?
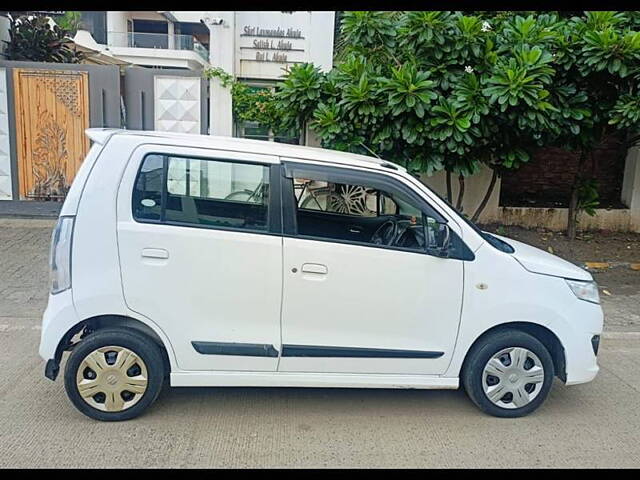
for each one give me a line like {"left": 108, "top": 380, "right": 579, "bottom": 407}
{"left": 133, "top": 154, "right": 270, "bottom": 232}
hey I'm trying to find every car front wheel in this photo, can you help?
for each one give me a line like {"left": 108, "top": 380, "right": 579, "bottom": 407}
{"left": 462, "top": 330, "right": 555, "bottom": 418}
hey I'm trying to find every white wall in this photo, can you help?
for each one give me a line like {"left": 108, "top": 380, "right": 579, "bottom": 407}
{"left": 0, "top": 16, "right": 10, "bottom": 58}
{"left": 206, "top": 11, "right": 334, "bottom": 136}
{"left": 106, "top": 11, "right": 129, "bottom": 47}
{"left": 235, "top": 11, "right": 334, "bottom": 80}
{"left": 207, "top": 11, "right": 236, "bottom": 136}
{"left": 622, "top": 145, "right": 640, "bottom": 231}
{"left": 307, "top": 11, "right": 335, "bottom": 72}
{"left": 165, "top": 11, "right": 206, "bottom": 24}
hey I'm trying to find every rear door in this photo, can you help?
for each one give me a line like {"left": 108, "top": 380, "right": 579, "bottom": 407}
{"left": 116, "top": 144, "right": 283, "bottom": 372}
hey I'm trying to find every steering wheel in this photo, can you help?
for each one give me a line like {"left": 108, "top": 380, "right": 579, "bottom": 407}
{"left": 371, "top": 219, "right": 399, "bottom": 246}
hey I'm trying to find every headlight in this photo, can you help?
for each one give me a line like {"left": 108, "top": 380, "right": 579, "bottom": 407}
{"left": 565, "top": 279, "right": 600, "bottom": 304}
{"left": 49, "top": 216, "right": 75, "bottom": 294}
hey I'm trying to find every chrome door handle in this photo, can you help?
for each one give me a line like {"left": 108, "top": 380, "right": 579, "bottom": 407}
{"left": 141, "top": 248, "right": 169, "bottom": 259}
{"left": 301, "top": 263, "right": 328, "bottom": 274}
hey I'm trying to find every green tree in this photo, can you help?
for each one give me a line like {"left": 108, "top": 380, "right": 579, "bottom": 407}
{"left": 55, "top": 11, "right": 83, "bottom": 37}
{"left": 275, "top": 11, "right": 559, "bottom": 220}
{"left": 3, "top": 12, "right": 84, "bottom": 63}
{"left": 203, "top": 67, "right": 293, "bottom": 138}
{"left": 548, "top": 11, "right": 640, "bottom": 238}
{"left": 273, "top": 11, "right": 640, "bottom": 233}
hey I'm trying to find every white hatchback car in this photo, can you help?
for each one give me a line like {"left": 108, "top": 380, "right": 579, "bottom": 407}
{"left": 40, "top": 128, "right": 603, "bottom": 421}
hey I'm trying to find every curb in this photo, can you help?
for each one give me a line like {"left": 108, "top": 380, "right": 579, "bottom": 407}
{"left": 583, "top": 261, "right": 640, "bottom": 272}
{"left": 0, "top": 201, "right": 62, "bottom": 219}
{"left": 601, "top": 331, "right": 640, "bottom": 339}
{"left": 0, "top": 213, "right": 59, "bottom": 219}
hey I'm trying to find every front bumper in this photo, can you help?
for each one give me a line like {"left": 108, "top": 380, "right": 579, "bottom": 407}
{"left": 591, "top": 335, "right": 600, "bottom": 355}
{"left": 559, "top": 301, "right": 603, "bottom": 386}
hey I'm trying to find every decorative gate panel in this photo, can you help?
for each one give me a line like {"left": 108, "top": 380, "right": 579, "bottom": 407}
{"left": 154, "top": 75, "right": 201, "bottom": 134}
{"left": 13, "top": 69, "right": 90, "bottom": 201}
{"left": 0, "top": 68, "right": 11, "bottom": 200}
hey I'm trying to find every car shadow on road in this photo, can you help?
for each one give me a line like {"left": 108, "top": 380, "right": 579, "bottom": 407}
{"left": 151, "top": 384, "right": 477, "bottom": 418}
{"left": 144, "top": 377, "right": 594, "bottom": 422}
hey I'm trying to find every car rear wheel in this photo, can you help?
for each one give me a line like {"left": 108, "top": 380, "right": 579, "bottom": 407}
{"left": 462, "top": 330, "right": 555, "bottom": 418}
{"left": 64, "top": 328, "right": 165, "bottom": 421}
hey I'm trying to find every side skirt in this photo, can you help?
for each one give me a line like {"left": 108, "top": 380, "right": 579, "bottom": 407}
{"left": 170, "top": 371, "right": 459, "bottom": 389}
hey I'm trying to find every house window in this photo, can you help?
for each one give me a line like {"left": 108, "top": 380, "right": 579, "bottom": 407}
{"left": 130, "top": 19, "right": 169, "bottom": 49}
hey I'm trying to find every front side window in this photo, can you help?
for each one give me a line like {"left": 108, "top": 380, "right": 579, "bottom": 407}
{"left": 133, "top": 154, "right": 270, "bottom": 232}
{"left": 292, "top": 176, "right": 432, "bottom": 252}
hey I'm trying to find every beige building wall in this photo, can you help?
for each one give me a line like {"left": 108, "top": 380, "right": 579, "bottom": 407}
{"left": 306, "top": 135, "right": 640, "bottom": 233}
{"left": 498, "top": 207, "right": 633, "bottom": 231}
{"left": 417, "top": 165, "right": 501, "bottom": 223}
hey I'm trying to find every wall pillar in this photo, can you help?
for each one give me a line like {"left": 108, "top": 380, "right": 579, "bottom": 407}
{"left": 106, "top": 12, "right": 129, "bottom": 47}
{"left": 0, "top": 16, "right": 10, "bottom": 59}
{"left": 167, "top": 21, "right": 175, "bottom": 50}
{"left": 205, "top": 11, "right": 235, "bottom": 137}
{"left": 621, "top": 145, "right": 640, "bottom": 232}
{"left": 305, "top": 127, "right": 322, "bottom": 147}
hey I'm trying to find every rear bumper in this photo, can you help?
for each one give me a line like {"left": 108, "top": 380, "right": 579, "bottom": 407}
{"left": 44, "top": 359, "right": 60, "bottom": 381}
{"left": 39, "top": 290, "right": 80, "bottom": 380}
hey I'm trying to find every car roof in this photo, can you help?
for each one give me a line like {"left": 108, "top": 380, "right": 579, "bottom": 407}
{"left": 86, "top": 128, "right": 406, "bottom": 172}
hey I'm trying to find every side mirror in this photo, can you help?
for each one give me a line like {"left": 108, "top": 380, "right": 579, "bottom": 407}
{"left": 378, "top": 192, "right": 399, "bottom": 215}
{"left": 424, "top": 219, "right": 451, "bottom": 258}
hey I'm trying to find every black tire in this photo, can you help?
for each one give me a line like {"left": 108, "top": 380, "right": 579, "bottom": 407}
{"left": 462, "top": 329, "right": 555, "bottom": 418}
{"left": 64, "top": 328, "right": 165, "bottom": 421}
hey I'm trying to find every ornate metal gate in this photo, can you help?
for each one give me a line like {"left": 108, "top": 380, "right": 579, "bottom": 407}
{"left": 13, "top": 69, "right": 90, "bottom": 201}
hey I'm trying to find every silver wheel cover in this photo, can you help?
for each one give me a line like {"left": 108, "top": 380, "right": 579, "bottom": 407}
{"left": 482, "top": 347, "right": 545, "bottom": 409}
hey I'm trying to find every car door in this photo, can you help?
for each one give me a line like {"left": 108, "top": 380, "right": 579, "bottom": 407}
{"left": 278, "top": 161, "right": 467, "bottom": 376}
{"left": 116, "top": 144, "right": 283, "bottom": 372}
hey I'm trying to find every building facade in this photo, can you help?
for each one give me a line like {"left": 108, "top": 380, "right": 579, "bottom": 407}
{"left": 71, "top": 11, "right": 335, "bottom": 140}
{"left": 0, "top": 11, "right": 335, "bottom": 203}
{"left": 201, "top": 11, "right": 334, "bottom": 139}
{"left": 2, "top": 11, "right": 638, "bottom": 233}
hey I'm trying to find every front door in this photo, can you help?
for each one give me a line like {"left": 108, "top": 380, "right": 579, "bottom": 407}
{"left": 278, "top": 162, "right": 466, "bottom": 375}
{"left": 117, "top": 145, "right": 283, "bottom": 372}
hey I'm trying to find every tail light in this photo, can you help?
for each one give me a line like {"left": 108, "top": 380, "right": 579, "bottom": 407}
{"left": 49, "top": 216, "right": 75, "bottom": 294}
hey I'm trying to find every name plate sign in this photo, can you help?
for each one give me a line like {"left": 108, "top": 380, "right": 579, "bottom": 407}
{"left": 241, "top": 25, "right": 304, "bottom": 63}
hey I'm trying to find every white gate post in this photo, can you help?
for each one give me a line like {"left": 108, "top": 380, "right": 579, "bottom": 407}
{"left": 204, "top": 11, "right": 235, "bottom": 137}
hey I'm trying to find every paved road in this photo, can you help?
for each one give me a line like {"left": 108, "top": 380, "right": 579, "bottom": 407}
{"left": 0, "top": 218, "right": 639, "bottom": 468}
